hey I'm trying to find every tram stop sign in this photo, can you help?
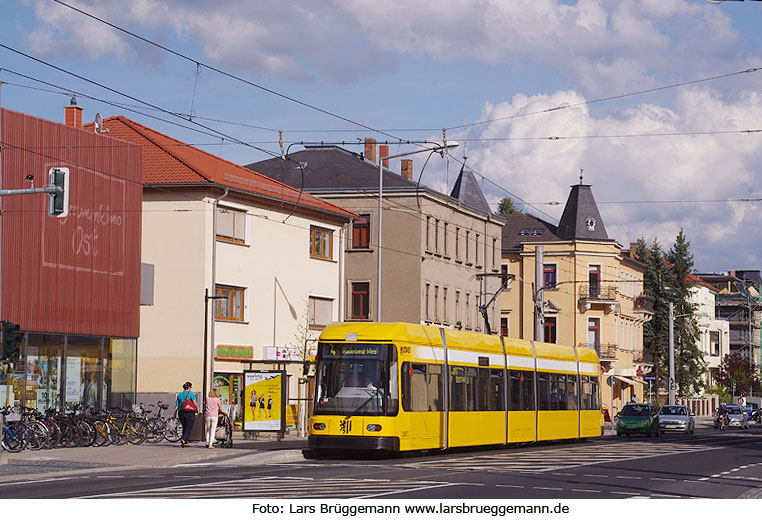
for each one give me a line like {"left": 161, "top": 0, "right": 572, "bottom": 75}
{"left": 606, "top": 376, "right": 617, "bottom": 387}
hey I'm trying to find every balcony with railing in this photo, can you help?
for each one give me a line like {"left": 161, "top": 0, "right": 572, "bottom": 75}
{"left": 578, "top": 284, "right": 619, "bottom": 314}
{"left": 578, "top": 342, "right": 618, "bottom": 361}
{"left": 633, "top": 294, "right": 655, "bottom": 320}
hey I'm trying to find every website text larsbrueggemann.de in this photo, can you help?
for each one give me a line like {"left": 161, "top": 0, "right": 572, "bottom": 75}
{"left": 253, "top": 502, "right": 571, "bottom": 518}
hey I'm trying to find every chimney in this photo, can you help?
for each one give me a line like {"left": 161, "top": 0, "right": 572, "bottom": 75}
{"left": 64, "top": 96, "right": 83, "bottom": 128}
{"left": 379, "top": 145, "right": 389, "bottom": 167}
{"left": 364, "top": 138, "right": 377, "bottom": 163}
{"left": 401, "top": 159, "right": 413, "bottom": 180}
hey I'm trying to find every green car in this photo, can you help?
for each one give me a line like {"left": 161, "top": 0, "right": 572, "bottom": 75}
{"left": 616, "top": 403, "right": 660, "bottom": 437}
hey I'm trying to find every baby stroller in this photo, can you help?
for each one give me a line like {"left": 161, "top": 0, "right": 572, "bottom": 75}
{"left": 214, "top": 411, "right": 234, "bottom": 448}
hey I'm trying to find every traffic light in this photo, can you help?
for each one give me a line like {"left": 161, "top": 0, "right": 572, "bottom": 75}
{"left": 2, "top": 321, "right": 21, "bottom": 360}
{"left": 48, "top": 167, "right": 69, "bottom": 218}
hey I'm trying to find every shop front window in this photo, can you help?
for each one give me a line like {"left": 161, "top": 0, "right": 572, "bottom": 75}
{"left": 65, "top": 336, "right": 103, "bottom": 409}
{"left": 25, "top": 334, "right": 64, "bottom": 412}
{"left": 108, "top": 338, "right": 137, "bottom": 410}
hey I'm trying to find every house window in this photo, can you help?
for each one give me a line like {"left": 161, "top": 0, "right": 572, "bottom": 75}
{"left": 455, "top": 291, "right": 461, "bottom": 326}
{"left": 455, "top": 227, "right": 461, "bottom": 260}
{"left": 587, "top": 317, "right": 600, "bottom": 349}
{"left": 588, "top": 265, "right": 601, "bottom": 297}
{"left": 465, "top": 231, "right": 470, "bottom": 263}
{"left": 500, "top": 316, "right": 509, "bottom": 337}
{"left": 309, "top": 296, "right": 333, "bottom": 328}
{"left": 425, "top": 283, "right": 431, "bottom": 321}
{"left": 215, "top": 284, "right": 245, "bottom": 322}
{"left": 443, "top": 287, "right": 448, "bottom": 324}
{"left": 475, "top": 234, "right": 481, "bottom": 267}
{"left": 435, "top": 219, "right": 440, "bottom": 253}
{"left": 352, "top": 214, "right": 370, "bottom": 249}
{"left": 501, "top": 264, "right": 510, "bottom": 287}
{"left": 544, "top": 264, "right": 557, "bottom": 289}
{"left": 492, "top": 238, "right": 497, "bottom": 270}
{"left": 434, "top": 285, "right": 439, "bottom": 322}
{"left": 543, "top": 316, "right": 557, "bottom": 344}
{"left": 465, "top": 293, "right": 471, "bottom": 328}
{"left": 710, "top": 331, "right": 720, "bottom": 356}
{"left": 350, "top": 282, "right": 370, "bottom": 319}
{"left": 216, "top": 206, "right": 246, "bottom": 244}
{"left": 426, "top": 216, "right": 431, "bottom": 251}
{"left": 310, "top": 226, "right": 333, "bottom": 260}
{"left": 443, "top": 223, "right": 449, "bottom": 256}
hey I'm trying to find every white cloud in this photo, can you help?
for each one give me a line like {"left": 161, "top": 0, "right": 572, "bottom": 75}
{"left": 460, "top": 87, "right": 762, "bottom": 272}
{"left": 23, "top": 0, "right": 758, "bottom": 90}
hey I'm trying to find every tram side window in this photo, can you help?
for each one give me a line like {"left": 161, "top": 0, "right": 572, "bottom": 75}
{"left": 580, "top": 375, "right": 600, "bottom": 410}
{"left": 510, "top": 370, "right": 534, "bottom": 411}
{"left": 490, "top": 369, "right": 505, "bottom": 411}
{"left": 401, "top": 362, "right": 443, "bottom": 412}
{"left": 450, "top": 366, "right": 477, "bottom": 411}
{"left": 566, "top": 374, "right": 579, "bottom": 410}
{"left": 538, "top": 373, "right": 550, "bottom": 410}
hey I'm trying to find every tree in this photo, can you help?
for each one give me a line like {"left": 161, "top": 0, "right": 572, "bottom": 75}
{"left": 640, "top": 230, "right": 706, "bottom": 398}
{"left": 497, "top": 197, "right": 521, "bottom": 215}
{"left": 717, "top": 353, "right": 761, "bottom": 396}
{"left": 666, "top": 229, "right": 706, "bottom": 397}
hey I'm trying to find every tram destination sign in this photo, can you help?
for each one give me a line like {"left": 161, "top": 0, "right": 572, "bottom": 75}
{"left": 321, "top": 344, "right": 386, "bottom": 359}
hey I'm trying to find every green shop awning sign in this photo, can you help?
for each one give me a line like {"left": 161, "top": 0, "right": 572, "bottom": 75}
{"left": 216, "top": 345, "right": 253, "bottom": 360}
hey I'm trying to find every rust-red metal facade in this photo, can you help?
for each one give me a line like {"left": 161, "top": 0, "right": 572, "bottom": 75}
{"left": 1, "top": 108, "right": 142, "bottom": 338}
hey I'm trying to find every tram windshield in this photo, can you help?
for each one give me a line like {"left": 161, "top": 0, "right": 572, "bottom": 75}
{"left": 314, "top": 343, "right": 398, "bottom": 416}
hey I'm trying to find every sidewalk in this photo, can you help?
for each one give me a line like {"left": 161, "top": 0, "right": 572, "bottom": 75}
{"left": 0, "top": 431, "right": 308, "bottom": 482}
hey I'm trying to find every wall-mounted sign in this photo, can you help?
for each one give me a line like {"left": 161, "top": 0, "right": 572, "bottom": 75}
{"left": 264, "top": 346, "right": 302, "bottom": 361}
{"left": 216, "top": 345, "right": 253, "bottom": 360}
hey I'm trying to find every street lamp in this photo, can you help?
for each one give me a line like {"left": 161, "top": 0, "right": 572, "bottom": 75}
{"left": 376, "top": 142, "right": 459, "bottom": 321}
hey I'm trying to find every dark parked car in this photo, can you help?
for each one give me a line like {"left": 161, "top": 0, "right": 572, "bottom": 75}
{"left": 616, "top": 403, "right": 660, "bottom": 437}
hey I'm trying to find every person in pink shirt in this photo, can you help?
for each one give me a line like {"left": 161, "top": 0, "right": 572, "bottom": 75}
{"left": 205, "top": 389, "right": 223, "bottom": 448}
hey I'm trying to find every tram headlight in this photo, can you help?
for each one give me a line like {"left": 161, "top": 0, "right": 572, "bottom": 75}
{"left": 313, "top": 423, "right": 326, "bottom": 431}
{"left": 366, "top": 424, "right": 382, "bottom": 432}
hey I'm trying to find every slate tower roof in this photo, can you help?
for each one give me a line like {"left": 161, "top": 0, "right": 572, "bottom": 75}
{"left": 555, "top": 182, "right": 610, "bottom": 241}
{"left": 450, "top": 163, "right": 492, "bottom": 216}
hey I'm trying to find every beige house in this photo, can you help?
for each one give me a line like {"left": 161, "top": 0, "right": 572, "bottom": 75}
{"left": 247, "top": 142, "right": 506, "bottom": 330}
{"left": 97, "top": 117, "right": 355, "bottom": 423}
{"left": 500, "top": 182, "right": 654, "bottom": 416}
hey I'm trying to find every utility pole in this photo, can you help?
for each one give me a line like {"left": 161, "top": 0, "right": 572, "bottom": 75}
{"left": 534, "top": 246, "right": 544, "bottom": 342}
{"left": 669, "top": 302, "right": 676, "bottom": 405}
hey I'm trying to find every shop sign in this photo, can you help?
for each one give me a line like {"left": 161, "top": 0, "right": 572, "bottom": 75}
{"left": 216, "top": 345, "right": 253, "bottom": 360}
{"left": 265, "top": 346, "right": 302, "bottom": 361}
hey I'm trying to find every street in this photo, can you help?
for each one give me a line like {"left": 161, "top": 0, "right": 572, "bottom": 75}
{"left": 2, "top": 418, "right": 762, "bottom": 499}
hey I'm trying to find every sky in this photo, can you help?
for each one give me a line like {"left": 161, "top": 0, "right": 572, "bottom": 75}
{"left": 1, "top": 0, "right": 762, "bottom": 273}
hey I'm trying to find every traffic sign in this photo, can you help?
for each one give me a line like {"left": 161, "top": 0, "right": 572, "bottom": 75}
{"left": 644, "top": 376, "right": 656, "bottom": 381}
{"left": 606, "top": 376, "right": 617, "bottom": 387}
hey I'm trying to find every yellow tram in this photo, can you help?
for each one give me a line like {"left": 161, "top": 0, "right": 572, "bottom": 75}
{"left": 308, "top": 322, "right": 602, "bottom": 452}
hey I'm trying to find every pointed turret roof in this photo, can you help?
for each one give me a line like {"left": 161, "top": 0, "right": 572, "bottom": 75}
{"left": 450, "top": 163, "right": 492, "bottom": 215}
{"left": 556, "top": 181, "right": 610, "bottom": 241}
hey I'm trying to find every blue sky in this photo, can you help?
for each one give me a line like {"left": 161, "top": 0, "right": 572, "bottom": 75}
{"left": 2, "top": 0, "right": 762, "bottom": 273}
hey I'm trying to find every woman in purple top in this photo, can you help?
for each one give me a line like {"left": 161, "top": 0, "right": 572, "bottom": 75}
{"left": 205, "top": 389, "right": 223, "bottom": 448}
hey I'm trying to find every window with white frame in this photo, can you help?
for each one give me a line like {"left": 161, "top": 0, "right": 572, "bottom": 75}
{"left": 309, "top": 296, "right": 333, "bottom": 329}
{"left": 216, "top": 206, "right": 246, "bottom": 244}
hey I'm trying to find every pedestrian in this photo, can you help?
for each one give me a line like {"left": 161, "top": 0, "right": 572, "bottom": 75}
{"left": 174, "top": 381, "right": 198, "bottom": 447}
{"left": 205, "top": 388, "right": 223, "bottom": 449}
{"left": 631, "top": 394, "right": 638, "bottom": 404}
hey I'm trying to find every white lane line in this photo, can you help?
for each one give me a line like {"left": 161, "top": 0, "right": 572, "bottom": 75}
{"left": 652, "top": 494, "right": 680, "bottom": 498}
{"left": 497, "top": 484, "right": 525, "bottom": 488}
{"left": 173, "top": 475, "right": 202, "bottom": 479}
{"left": 650, "top": 477, "right": 676, "bottom": 481}
{"left": 551, "top": 472, "right": 575, "bottom": 476}
{"left": 1, "top": 476, "right": 75, "bottom": 486}
{"left": 616, "top": 476, "right": 641, "bottom": 479}
{"left": 572, "top": 489, "right": 601, "bottom": 493}
{"left": 583, "top": 474, "right": 609, "bottom": 478}
{"left": 357, "top": 483, "right": 461, "bottom": 499}
{"left": 611, "top": 491, "right": 640, "bottom": 496}
{"left": 683, "top": 480, "right": 704, "bottom": 483}
{"left": 535, "top": 486, "right": 563, "bottom": 491}
{"left": 96, "top": 475, "right": 124, "bottom": 478}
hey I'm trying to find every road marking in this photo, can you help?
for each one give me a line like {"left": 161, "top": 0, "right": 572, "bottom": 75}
{"left": 497, "top": 484, "right": 525, "bottom": 488}
{"left": 616, "top": 476, "right": 641, "bottom": 479}
{"left": 572, "top": 489, "right": 601, "bottom": 493}
{"left": 683, "top": 480, "right": 704, "bottom": 483}
{"left": 535, "top": 486, "right": 563, "bottom": 491}
{"left": 173, "top": 475, "right": 202, "bottom": 478}
{"left": 551, "top": 472, "right": 575, "bottom": 476}
{"left": 611, "top": 491, "right": 640, "bottom": 496}
{"left": 96, "top": 475, "right": 124, "bottom": 478}
{"left": 0, "top": 477, "right": 75, "bottom": 486}
{"left": 583, "top": 474, "right": 608, "bottom": 478}
{"left": 650, "top": 477, "right": 676, "bottom": 481}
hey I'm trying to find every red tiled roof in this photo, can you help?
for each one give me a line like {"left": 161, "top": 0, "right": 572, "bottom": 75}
{"left": 84, "top": 116, "right": 355, "bottom": 219}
